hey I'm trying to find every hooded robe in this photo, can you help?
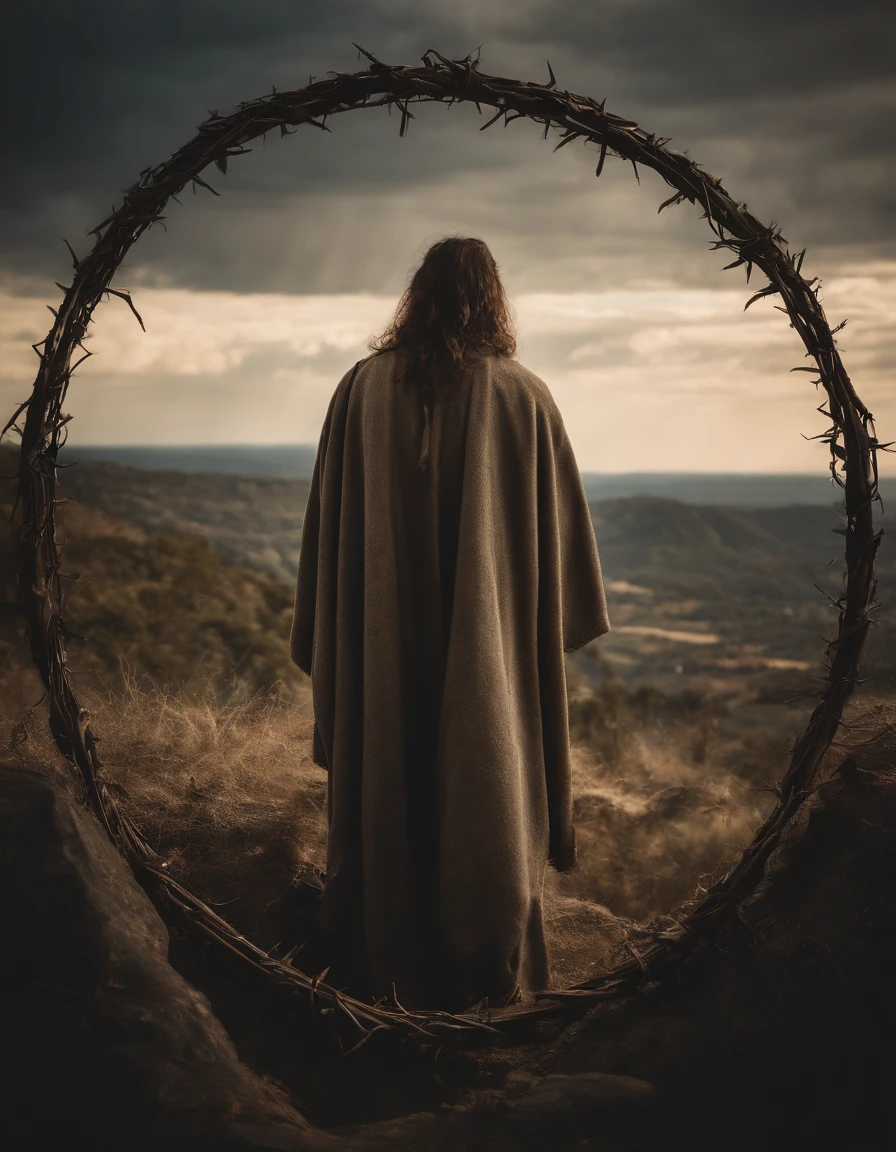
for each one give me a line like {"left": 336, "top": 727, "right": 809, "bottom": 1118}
{"left": 290, "top": 348, "right": 609, "bottom": 1012}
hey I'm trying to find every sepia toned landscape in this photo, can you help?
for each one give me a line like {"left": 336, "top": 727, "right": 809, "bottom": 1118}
{"left": 4, "top": 443, "right": 892, "bottom": 998}
{"left": 4, "top": 8, "right": 894, "bottom": 1142}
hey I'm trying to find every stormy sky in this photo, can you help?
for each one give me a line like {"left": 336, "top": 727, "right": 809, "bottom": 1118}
{"left": 1, "top": 0, "right": 893, "bottom": 471}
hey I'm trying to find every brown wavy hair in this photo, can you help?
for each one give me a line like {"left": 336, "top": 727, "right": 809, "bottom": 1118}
{"left": 370, "top": 236, "right": 516, "bottom": 397}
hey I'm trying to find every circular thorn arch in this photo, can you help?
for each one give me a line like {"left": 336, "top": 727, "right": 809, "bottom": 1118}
{"left": 6, "top": 46, "right": 884, "bottom": 1050}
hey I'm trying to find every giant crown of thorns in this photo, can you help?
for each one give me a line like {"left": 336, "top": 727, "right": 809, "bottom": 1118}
{"left": 5, "top": 48, "right": 885, "bottom": 1050}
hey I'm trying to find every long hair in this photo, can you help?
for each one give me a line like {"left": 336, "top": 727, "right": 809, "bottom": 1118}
{"left": 370, "top": 237, "right": 516, "bottom": 398}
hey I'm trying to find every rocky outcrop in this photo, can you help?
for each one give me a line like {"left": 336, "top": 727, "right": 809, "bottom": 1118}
{"left": 540, "top": 751, "right": 896, "bottom": 1147}
{"left": 0, "top": 765, "right": 336, "bottom": 1152}
{"left": 375, "top": 747, "right": 896, "bottom": 1149}
{"left": 4, "top": 734, "right": 895, "bottom": 1150}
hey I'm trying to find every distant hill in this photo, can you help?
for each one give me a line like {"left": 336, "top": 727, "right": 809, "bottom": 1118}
{"left": 51, "top": 451, "right": 852, "bottom": 599}
{"left": 2, "top": 444, "right": 866, "bottom": 593}
{"left": 54, "top": 457, "right": 311, "bottom": 582}
{"left": 61, "top": 443, "right": 319, "bottom": 479}
{"left": 581, "top": 472, "right": 864, "bottom": 508}
{"left": 0, "top": 448, "right": 306, "bottom": 700}
{"left": 60, "top": 444, "right": 888, "bottom": 509}
{"left": 3, "top": 444, "right": 892, "bottom": 699}
{"left": 592, "top": 497, "right": 844, "bottom": 597}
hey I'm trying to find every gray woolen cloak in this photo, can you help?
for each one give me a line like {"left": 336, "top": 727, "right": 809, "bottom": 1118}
{"left": 290, "top": 348, "right": 609, "bottom": 1011}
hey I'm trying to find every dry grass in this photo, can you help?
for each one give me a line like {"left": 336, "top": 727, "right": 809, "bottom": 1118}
{"left": 4, "top": 675, "right": 774, "bottom": 989}
{"left": 557, "top": 731, "right": 774, "bottom": 923}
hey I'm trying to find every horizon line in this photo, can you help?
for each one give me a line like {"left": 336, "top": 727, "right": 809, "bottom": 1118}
{"left": 55, "top": 444, "right": 858, "bottom": 478}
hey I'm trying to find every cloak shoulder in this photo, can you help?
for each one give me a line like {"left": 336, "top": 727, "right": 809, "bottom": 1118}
{"left": 487, "top": 358, "right": 610, "bottom": 651}
{"left": 289, "top": 357, "right": 369, "bottom": 676}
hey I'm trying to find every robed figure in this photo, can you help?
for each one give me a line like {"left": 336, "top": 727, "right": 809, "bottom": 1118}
{"left": 290, "top": 238, "right": 609, "bottom": 1012}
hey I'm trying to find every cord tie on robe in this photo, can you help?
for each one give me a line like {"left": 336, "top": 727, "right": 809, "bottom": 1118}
{"left": 417, "top": 400, "right": 432, "bottom": 472}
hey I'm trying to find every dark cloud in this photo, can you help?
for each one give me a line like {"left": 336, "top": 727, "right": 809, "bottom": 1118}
{"left": 2, "top": 0, "right": 894, "bottom": 294}
{"left": 519, "top": 0, "right": 895, "bottom": 102}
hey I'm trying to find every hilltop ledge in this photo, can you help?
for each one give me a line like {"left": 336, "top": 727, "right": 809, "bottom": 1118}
{"left": 2, "top": 707, "right": 895, "bottom": 1148}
